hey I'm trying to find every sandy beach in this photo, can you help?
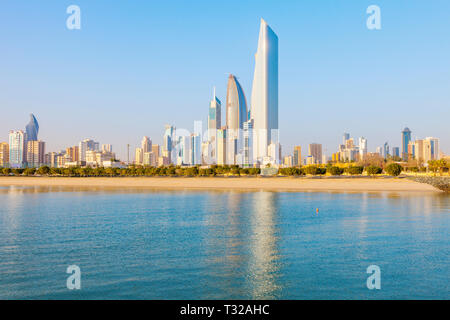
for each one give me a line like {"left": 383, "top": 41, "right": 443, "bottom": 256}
{"left": 0, "top": 176, "right": 441, "bottom": 193}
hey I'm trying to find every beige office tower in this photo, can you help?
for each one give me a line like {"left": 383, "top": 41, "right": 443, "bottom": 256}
{"left": 66, "top": 146, "right": 79, "bottom": 162}
{"left": 26, "top": 140, "right": 45, "bottom": 167}
{"left": 143, "top": 152, "right": 154, "bottom": 166}
{"left": 293, "top": 146, "right": 301, "bottom": 166}
{"left": 158, "top": 156, "right": 170, "bottom": 166}
{"left": 216, "top": 128, "right": 227, "bottom": 165}
{"left": 151, "top": 144, "right": 160, "bottom": 166}
{"left": 135, "top": 147, "right": 143, "bottom": 165}
{"left": 101, "top": 144, "right": 112, "bottom": 153}
{"left": 284, "top": 155, "right": 293, "bottom": 167}
{"left": 308, "top": 143, "right": 323, "bottom": 164}
{"left": 0, "top": 142, "right": 9, "bottom": 167}
{"left": 414, "top": 140, "right": 424, "bottom": 162}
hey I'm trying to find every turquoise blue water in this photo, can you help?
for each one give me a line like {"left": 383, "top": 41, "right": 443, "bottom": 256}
{"left": 0, "top": 186, "right": 448, "bottom": 299}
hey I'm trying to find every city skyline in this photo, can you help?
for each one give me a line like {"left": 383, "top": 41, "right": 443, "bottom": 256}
{"left": 1, "top": 1, "right": 450, "bottom": 160}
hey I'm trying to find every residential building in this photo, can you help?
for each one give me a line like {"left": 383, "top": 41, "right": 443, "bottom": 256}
{"left": 0, "top": 142, "right": 9, "bottom": 167}
{"left": 26, "top": 140, "right": 45, "bottom": 167}
{"left": 216, "top": 128, "right": 227, "bottom": 165}
{"left": 293, "top": 146, "right": 301, "bottom": 166}
{"left": 9, "top": 130, "right": 26, "bottom": 168}
{"left": 308, "top": 143, "right": 322, "bottom": 164}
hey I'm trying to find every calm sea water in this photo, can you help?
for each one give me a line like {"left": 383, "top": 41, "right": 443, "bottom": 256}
{"left": 0, "top": 186, "right": 448, "bottom": 300}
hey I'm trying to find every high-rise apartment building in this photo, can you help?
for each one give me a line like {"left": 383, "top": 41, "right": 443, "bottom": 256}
{"left": 26, "top": 140, "right": 45, "bottom": 167}
{"left": 283, "top": 155, "right": 293, "bottom": 167}
{"left": 308, "top": 143, "right": 322, "bottom": 164}
{"left": 135, "top": 148, "right": 143, "bottom": 165}
{"left": 66, "top": 146, "right": 79, "bottom": 162}
{"left": 242, "top": 120, "right": 253, "bottom": 167}
{"left": 359, "top": 137, "right": 367, "bottom": 159}
{"left": 414, "top": 140, "right": 424, "bottom": 162}
{"left": 250, "top": 19, "right": 278, "bottom": 164}
{"left": 141, "top": 137, "right": 152, "bottom": 153}
{"left": 190, "top": 134, "right": 201, "bottom": 165}
{"left": 425, "top": 137, "right": 440, "bottom": 161}
{"left": 79, "top": 139, "right": 99, "bottom": 162}
{"left": 177, "top": 136, "right": 190, "bottom": 165}
{"left": 151, "top": 144, "right": 160, "bottom": 166}
{"left": 9, "top": 130, "right": 26, "bottom": 168}
{"left": 0, "top": 142, "right": 9, "bottom": 167}
{"left": 293, "top": 146, "right": 301, "bottom": 166}
{"left": 216, "top": 128, "right": 227, "bottom": 166}
{"left": 101, "top": 144, "right": 113, "bottom": 153}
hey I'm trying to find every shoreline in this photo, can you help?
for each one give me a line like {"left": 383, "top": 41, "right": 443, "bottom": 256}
{"left": 0, "top": 176, "right": 442, "bottom": 193}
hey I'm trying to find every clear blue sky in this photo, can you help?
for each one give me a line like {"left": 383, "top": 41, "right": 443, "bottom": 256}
{"left": 1, "top": 0, "right": 449, "bottom": 160}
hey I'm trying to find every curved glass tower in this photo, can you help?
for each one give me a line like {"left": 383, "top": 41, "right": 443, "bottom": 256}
{"left": 250, "top": 18, "right": 278, "bottom": 163}
{"left": 226, "top": 74, "right": 248, "bottom": 132}
{"left": 226, "top": 74, "right": 248, "bottom": 164}
{"left": 25, "top": 114, "right": 39, "bottom": 141}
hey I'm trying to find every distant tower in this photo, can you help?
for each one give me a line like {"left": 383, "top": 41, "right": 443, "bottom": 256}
{"left": 383, "top": 142, "right": 390, "bottom": 159}
{"left": 25, "top": 114, "right": 39, "bottom": 141}
{"left": 293, "top": 146, "right": 302, "bottom": 166}
{"left": 343, "top": 133, "right": 350, "bottom": 145}
{"left": 208, "top": 87, "right": 221, "bottom": 136}
{"left": 401, "top": 128, "right": 411, "bottom": 161}
{"left": 359, "top": 137, "right": 368, "bottom": 159}
{"left": 141, "top": 136, "right": 152, "bottom": 153}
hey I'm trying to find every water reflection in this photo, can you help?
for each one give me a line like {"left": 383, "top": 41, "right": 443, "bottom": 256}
{"left": 247, "top": 192, "right": 282, "bottom": 299}
{"left": 202, "top": 191, "right": 282, "bottom": 299}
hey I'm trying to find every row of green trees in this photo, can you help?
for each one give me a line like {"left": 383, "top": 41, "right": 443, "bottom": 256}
{"left": 279, "top": 163, "right": 403, "bottom": 177}
{"left": 427, "top": 159, "right": 449, "bottom": 175}
{"left": 0, "top": 165, "right": 262, "bottom": 177}
{"left": 0, "top": 163, "right": 421, "bottom": 178}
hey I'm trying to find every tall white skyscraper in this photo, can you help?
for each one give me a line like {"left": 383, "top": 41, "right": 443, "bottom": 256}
{"left": 359, "top": 137, "right": 367, "bottom": 158}
{"left": 177, "top": 135, "right": 191, "bottom": 165}
{"left": 190, "top": 134, "right": 201, "bottom": 165}
{"left": 250, "top": 18, "right": 278, "bottom": 164}
{"left": 9, "top": 130, "right": 26, "bottom": 168}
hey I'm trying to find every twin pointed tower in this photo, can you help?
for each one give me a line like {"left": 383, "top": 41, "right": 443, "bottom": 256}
{"left": 208, "top": 18, "right": 278, "bottom": 166}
